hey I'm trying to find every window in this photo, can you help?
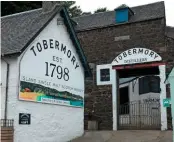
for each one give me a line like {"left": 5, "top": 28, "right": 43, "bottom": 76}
{"left": 96, "top": 64, "right": 112, "bottom": 85}
{"left": 139, "top": 76, "right": 160, "bottom": 95}
{"left": 100, "top": 69, "right": 110, "bottom": 81}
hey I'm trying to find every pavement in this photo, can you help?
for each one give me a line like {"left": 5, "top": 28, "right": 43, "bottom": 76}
{"left": 71, "top": 130, "right": 172, "bottom": 142}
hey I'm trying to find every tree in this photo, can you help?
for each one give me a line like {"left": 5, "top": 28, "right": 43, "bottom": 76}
{"left": 62, "top": 1, "right": 82, "bottom": 17}
{"left": 1, "top": 1, "right": 42, "bottom": 16}
{"left": 1, "top": 1, "right": 82, "bottom": 17}
{"left": 94, "top": 7, "right": 108, "bottom": 13}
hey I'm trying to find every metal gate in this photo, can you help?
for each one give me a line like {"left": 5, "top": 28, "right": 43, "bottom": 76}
{"left": 118, "top": 100, "right": 161, "bottom": 130}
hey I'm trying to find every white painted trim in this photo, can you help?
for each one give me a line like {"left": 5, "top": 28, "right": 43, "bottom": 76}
{"left": 119, "top": 83, "right": 129, "bottom": 88}
{"left": 111, "top": 69, "right": 117, "bottom": 130}
{"left": 96, "top": 64, "right": 112, "bottom": 85}
{"left": 159, "top": 65, "right": 167, "bottom": 130}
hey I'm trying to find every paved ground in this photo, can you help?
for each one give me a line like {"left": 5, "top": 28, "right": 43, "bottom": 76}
{"left": 71, "top": 130, "right": 172, "bottom": 142}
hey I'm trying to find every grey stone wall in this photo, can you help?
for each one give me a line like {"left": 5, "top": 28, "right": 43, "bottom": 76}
{"left": 76, "top": 18, "right": 174, "bottom": 130}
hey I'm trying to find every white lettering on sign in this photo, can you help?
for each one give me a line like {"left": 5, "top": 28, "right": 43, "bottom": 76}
{"left": 112, "top": 48, "right": 162, "bottom": 66}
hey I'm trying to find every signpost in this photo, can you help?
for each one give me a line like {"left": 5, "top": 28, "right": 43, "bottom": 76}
{"left": 163, "top": 98, "right": 171, "bottom": 107}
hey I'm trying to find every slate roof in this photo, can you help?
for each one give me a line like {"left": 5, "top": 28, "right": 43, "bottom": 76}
{"left": 1, "top": 5, "right": 92, "bottom": 77}
{"left": 1, "top": 8, "right": 44, "bottom": 55}
{"left": 0, "top": 1, "right": 167, "bottom": 56}
{"left": 73, "top": 1, "right": 165, "bottom": 31}
{"left": 166, "top": 26, "right": 174, "bottom": 39}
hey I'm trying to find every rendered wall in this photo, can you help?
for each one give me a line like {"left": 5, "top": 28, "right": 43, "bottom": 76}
{"left": 1, "top": 59, "right": 8, "bottom": 119}
{"left": 6, "top": 14, "right": 85, "bottom": 142}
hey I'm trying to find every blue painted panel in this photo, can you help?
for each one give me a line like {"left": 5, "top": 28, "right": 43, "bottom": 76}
{"left": 116, "top": 8, "right": 128, "bottom": 23}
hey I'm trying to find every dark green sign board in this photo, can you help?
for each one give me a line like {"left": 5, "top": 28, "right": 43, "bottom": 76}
{"left": 163, "top": 98, "right": 171, "bottom": 107}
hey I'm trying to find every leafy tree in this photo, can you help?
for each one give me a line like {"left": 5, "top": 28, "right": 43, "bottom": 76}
{"left": 1, "top": 1, "right": 82, "bottom": 17}
{"left": 94, "top": 7, "right": 108, "bottom": 13}
{"left": 63, "top": 1, "right": 82, "bottom": 17}
{"left": 1, "top": 1, "right": 42, "bottom": 16}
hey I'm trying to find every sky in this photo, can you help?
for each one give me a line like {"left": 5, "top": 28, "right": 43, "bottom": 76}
{"left": 76, "top": 0, "right": 174, "bottom": 26}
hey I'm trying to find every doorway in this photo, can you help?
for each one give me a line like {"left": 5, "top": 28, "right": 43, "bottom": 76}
{"left": 113, "top": 64, "right": 165, "bottom": 130}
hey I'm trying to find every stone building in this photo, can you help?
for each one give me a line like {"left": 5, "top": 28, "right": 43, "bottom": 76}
{"left": 73, "top": 1, "right": 174, "bottom": 130}
{"left": 1, "top": 1, "right": 174, "bottom": 142}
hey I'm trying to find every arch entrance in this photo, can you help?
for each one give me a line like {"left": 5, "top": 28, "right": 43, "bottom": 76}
{"left": 111, "top": 48, "right": 167, "bottom": 130}
{"left": 97, "top": 48, "right": 167, "bottom": 130}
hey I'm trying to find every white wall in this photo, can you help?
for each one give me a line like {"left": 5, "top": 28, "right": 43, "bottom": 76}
{"left": 6, "top": 13, "right": 85, "bottom": 142}
{"left": 1, "top": 59, "right": 8, "bottom": 119}
{"left": 119, "top": 77, "right": 160, "bottom": 103}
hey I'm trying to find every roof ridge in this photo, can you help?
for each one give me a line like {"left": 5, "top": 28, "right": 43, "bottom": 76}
{"left": 73, "top": 10, "right": 112, "bottom": 19}
{"left": 73, "top": 1, "right": 164, "bottom": 19}
{"left": 1, "top": 8, "right": 42, "bottom": 19}
{"left": 166, "top": 25, "right": 174, "bottom": 28}
{"left": 131, "top": 1, "right": 164, "bottom": 9}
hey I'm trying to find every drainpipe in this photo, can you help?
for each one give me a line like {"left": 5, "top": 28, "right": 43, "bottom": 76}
{"left": 2, "top": 58, "right": 10, "bottom": 123}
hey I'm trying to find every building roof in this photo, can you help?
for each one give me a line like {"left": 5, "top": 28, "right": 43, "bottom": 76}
{"left": 1, "top": 8, "right": 42, "bottom": 55}
{"left": 166, "top": 26, "right": 174, "bottom": 39}
{"left": 1, "top": 1, "right": 166, "bottom": 56}
{"left": 1, "top": 5, "right": 92, "bottom": 77}
{"left": 73, "top": 1, "right": 165, "bottom": 31}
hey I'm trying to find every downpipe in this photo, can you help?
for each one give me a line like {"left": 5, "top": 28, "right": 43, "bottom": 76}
{"left": 2, "top": 58, "right": 10, "bottom": 126}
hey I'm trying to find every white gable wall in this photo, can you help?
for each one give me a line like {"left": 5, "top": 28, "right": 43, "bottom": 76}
{"left": 1, "top": 59, "right": 8, "bottom": 119}
{"left": 5, "top": 13, "right": 84, "bottom": 142}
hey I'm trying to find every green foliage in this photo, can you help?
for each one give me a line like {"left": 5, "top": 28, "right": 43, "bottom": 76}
{"left": 59, "top": 1, "right": 82, "bottom": 17}
{"left": 94, "top": 7, "right": 108, "bottom": 13}
{"left": 1, "top": 1, "right": 42, "bottom": 16}
{"left": 1, "top": 1, "right": 82, "bottom": 17}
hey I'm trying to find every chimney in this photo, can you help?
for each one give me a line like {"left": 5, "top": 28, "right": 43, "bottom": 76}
{"left": 42, "top": 1, "right": 62, "bottom": 12}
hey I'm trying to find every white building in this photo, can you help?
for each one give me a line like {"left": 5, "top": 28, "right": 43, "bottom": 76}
{"left": 1, "top": 3, "right": 91, "bottom": 142}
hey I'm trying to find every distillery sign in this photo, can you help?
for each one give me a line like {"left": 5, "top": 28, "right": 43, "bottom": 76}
{"left": 19, "top": 38, "right": 84, "bottom": 107}
{"left": 112, "top": 48, "right": 162, "bottom": 66}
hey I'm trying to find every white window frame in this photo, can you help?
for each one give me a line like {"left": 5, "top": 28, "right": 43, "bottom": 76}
{"left": 96, "top": 64, "right": 112, "bottom": 85}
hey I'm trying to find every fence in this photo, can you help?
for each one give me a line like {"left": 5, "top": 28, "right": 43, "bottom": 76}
{"left": 1, "top": 119, "right": 14, "bottom": 127}
{"left": 1, "top": 119, "right": 14, "bottom": 142}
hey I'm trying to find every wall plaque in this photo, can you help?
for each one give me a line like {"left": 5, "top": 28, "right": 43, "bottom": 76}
{"left": 19, "top": 113, "right": 31, "bottom": 125}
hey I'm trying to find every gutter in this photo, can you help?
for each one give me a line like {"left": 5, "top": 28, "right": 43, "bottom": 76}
{"left": 2, "top": 58, "right": 10, "bottom": 123}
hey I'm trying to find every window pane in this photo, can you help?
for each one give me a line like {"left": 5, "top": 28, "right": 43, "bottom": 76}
{"left": 150, "top": 76, "right": 160, "bottom": 93}
{"left": 100, "top": 69, "right": 110, "bottom": 81}
{"left": 139, "top": 77, "right": 150, "bottom": 95}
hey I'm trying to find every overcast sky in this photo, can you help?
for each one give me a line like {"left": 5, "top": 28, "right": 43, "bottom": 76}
{"left": 76, "top": 0, "right": 174, "bottom": 26}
